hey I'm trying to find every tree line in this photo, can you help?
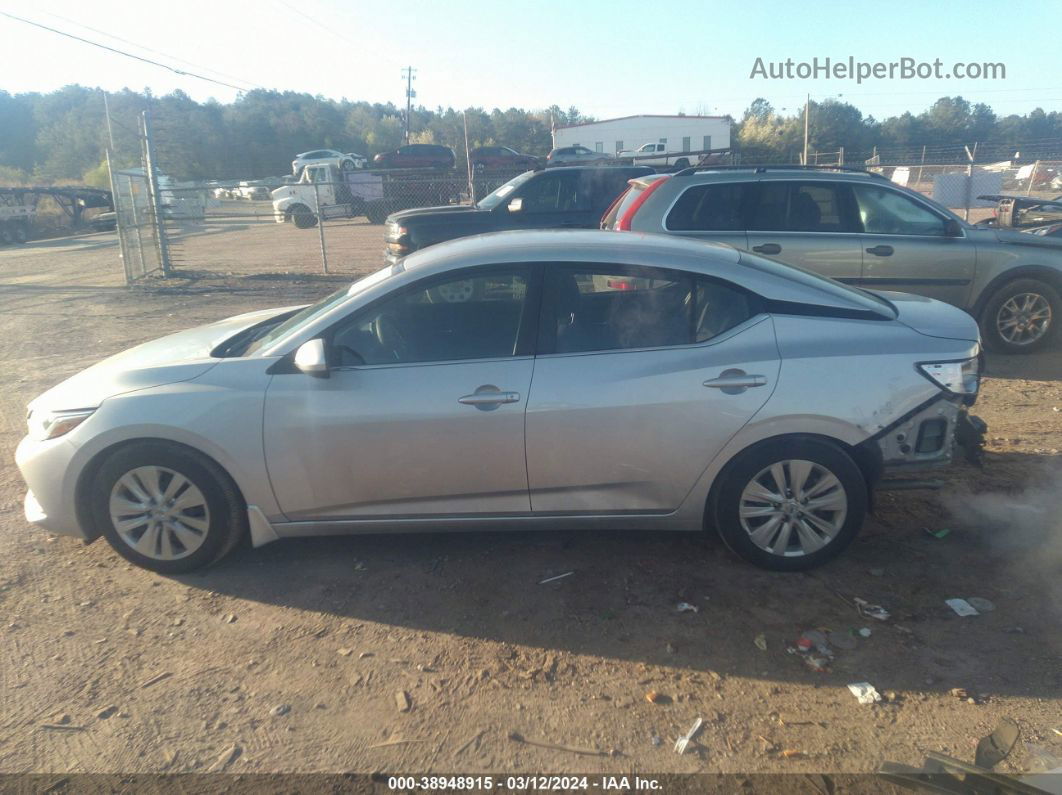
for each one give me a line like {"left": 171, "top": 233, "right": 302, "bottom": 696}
{"left": 1, "top": 85, "right": 1060, "bottom": 185}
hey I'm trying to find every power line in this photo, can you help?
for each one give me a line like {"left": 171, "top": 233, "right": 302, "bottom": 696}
{"left": 34, "top": 8, "right": 264, "bottom": 91}
{"left": 0, "top": 10, "right": 254, "bottom": 93}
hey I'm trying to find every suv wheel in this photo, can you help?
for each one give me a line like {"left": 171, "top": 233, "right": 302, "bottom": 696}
{"left": 712, "top": 438, "right": 866, "bottom": 571}
{"left": 980, "top": 278, "right": 1060, "bottom": 354}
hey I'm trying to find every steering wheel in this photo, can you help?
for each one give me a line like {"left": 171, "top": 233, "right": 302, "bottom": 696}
{"left": 372, "top": 313, "right": 413, "bottom": 361}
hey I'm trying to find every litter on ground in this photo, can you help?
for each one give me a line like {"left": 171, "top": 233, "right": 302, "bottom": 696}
{"left": 848, "top": 682, "right": 882, "bottom": 704}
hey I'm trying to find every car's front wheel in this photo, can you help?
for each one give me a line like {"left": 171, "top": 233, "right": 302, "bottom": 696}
{"left": 980, "top": 277, "right": 1060, "bottom": 353}
{"left": 91, "top": 442, "right": 247, "bottom": 573}
{"left": 712, "top": 438, "right": 867, "bottom": 571}
{"left": 290, "top": 205, "right": 318, "bottom": 229}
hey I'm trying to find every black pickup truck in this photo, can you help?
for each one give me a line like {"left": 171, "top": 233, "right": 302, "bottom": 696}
{"left": 384, "top": 166, "right": 652, "bottom": 263}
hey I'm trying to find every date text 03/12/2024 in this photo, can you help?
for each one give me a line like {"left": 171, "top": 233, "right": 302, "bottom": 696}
{"left": 387, "top": 776, "right": 663, "bottom": 791}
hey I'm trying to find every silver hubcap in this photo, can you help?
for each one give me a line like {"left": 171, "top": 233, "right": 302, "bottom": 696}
{"left": 739, "top": 459, "right": 847, "bottom": 557}
{"left": 997, "top": 292, "right": 1051, "bottom": 346}
{"left": 109, "top": 466, "right": 210, "bottom": 561}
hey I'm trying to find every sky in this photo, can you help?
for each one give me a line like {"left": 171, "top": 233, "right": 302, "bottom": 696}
{"left": 1, "top": 0, "right": 1059, "bottom": 121}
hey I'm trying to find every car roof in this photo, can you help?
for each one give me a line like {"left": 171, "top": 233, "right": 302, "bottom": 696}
{"left": 534, "top": 165, "right": 651, "bottom": 176}
{"left": 399, "top": 229, "right": 893, "bottom": 317}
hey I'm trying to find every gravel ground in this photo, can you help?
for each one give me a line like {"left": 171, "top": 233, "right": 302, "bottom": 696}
{"left": 0, "top": 222, "right": 1060, "bottom": 778}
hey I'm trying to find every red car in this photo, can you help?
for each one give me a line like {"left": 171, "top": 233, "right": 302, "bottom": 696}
{"left": 372, "top": 144, "right": 456, "bottom": 170}
{"left": 470, "top": 146, "right": 542, "bottom": 171}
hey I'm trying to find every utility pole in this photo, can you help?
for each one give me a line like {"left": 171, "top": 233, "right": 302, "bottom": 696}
{"left": 802, "top": 93, "right": 810, "bottom": 166}
{"left": 402, "top": 66, "right": 417, "bottom": 144}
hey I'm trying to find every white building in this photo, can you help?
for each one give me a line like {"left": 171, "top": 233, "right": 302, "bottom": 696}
{"left": 552, "top": 114, "right": 731, "bottom": 156}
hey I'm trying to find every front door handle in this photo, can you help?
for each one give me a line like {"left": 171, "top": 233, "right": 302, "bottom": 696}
{"left": 458, "top": 385, "right": 521, "bottom": 410}
{"left": 703, "top": 369, "right": 767, "bottom": 394}
{"left": 751, "top": 243, "right": 781, "bottom": 255}
{"left": 866, "top": 244, "right": 894, "bottom": 257}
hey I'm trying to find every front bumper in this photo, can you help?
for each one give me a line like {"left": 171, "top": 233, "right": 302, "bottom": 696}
{"left": 871, "top": 396, "right": 985, "bottom": 474}
{"left": 15, "top": 434, "right": 89, "bottom": 540}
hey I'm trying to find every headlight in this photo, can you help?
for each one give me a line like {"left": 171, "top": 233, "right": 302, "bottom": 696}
{"left": 917, "top": 354, "right": 980, "bottom": 395}
{"left": 27, "top": 408, "right": 95, "bottom": 441}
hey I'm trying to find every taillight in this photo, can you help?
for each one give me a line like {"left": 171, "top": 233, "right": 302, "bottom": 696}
{"left": 616, "top": 176, "right": 669, "bottom": 231}
{"left": 606, "top": 279, "right": 632, "bottom": 290}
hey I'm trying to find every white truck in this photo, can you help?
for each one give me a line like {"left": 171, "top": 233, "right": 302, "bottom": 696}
{"left": 272, "top": 163, "right": 460, "bottom": 228}
{"left": 0, "top": 190, "right": 34, "bottom": 244}
{"left": 617, "top": 142, "right": 695, "bottom": 169}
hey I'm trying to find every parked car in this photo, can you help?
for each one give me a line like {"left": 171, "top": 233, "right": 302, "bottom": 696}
{"left": 605, "top": 165, "right": 1062, "bottom": 353}
{"left": 618, "top": 142, "right": 694, "bottom": 169}
{"left": 470, "top": 146, "right": 541, "bottom": 171}
{"left": 16, "top": 230, "right": 984, "bottom": 574}
{"left": 384, "top": 166, "right": 652, "bottom": 263}
{"left": 89, "top": 211, "right": 117, "bottom": 232}
{"left": 373, "top": 144, "right": 456, "bottom": 170}
{"left": 545, "top": 145, "right": 612, "bottom": 167}
{"left": 1031, "top": 222, "right": 1062, "bottom": 238}
{"left": 345, "top": 152, "right": 369, "bottom": 170}
{"left": 291, "top": 149, "right": 360, "bottom": 176}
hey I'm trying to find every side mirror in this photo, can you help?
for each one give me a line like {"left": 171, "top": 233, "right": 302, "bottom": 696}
{"left": 507, "top": 197, "right": 523, "bottom": 213}
{"left": 294, "top": 338, "right": 329, "bottom": 378}
{"left": 944, "top": 219, "right": 963, "bottom": 237}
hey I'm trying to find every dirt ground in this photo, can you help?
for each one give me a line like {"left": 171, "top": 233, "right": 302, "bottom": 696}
{"left": 0, "top": 220, "right": 1060, "bottom": 780}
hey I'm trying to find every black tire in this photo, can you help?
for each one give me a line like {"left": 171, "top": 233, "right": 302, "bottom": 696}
{"left": 90, "top": 442, "right": 247, "bottom": 574}
{"left": 290, "top": 205, "right": 318, "bottom": 229}
{"left": 365, "top": 201, "right": 388, "bottom": 225}
{"left": 711, "top": 437, "right": 867, "bottom": 571}
{"left": 979, "top": 278, "right": 1061, "bottom": 354}
{"left": 340, "top": 159, "right": 356, "bottom": 172}
{"left": 674, "top": 158, "right": 690, "bottom": 169}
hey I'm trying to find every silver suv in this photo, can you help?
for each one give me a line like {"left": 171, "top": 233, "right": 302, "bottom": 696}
{"left": 605, "top": 166, "right": 1062, "bottom": 353}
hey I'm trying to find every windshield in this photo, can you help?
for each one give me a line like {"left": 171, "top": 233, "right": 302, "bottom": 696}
{"left": 243, "top": 263, "right": 401, "bottom": 355}
{"left": 476, "top": 171, "right": 536, "bottom": 210}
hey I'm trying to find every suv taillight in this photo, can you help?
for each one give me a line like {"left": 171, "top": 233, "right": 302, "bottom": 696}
{"left": 616, "top": 177, "right": 669, "bottom": 231}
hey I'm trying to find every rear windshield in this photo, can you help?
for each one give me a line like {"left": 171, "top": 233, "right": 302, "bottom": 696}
{"left": 740, "top": 253, "right": 896, "bottom": 317}
{"left": 602, "top": 175, "right": 670, "bottom": 229}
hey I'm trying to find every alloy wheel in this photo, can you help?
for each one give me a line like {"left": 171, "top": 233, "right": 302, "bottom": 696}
{"left": 109, "top": 466, "right": 211, "bottom": 561}
{"left": 738, "top": 459, "right": 848, "bottom": 557}
{"left": 996, "top": 292, "right": 1052, "bottom": 346}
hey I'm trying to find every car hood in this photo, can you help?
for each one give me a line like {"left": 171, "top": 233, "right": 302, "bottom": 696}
{"left": 993, "top": 228, "right": 1062, "bottom": 250}
{"left": 872, "top": 290, "right": 980, "bottom": 342}
{"left": 388, "top": 205, "right": 485, "bottom": 223}
{"left": 29, "top": 306, "right": 297, "bottom": 412}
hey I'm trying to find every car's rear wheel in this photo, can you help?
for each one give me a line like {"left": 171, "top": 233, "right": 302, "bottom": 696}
{"left": 712, "top": 438, "right": 866, "bottom": 571}
{"left": 980, "top": 278, "right": 1060, "bottom": 353}
{"left": 91, "top": 442, "right": 247, "bottom": 574}
{"left": 340, "top": 159, "right": 356, "bottom": 171}
{"left": 674, "top": 158, "right": 690, "bottom": 169}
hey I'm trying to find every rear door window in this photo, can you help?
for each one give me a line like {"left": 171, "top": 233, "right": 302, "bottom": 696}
{"left": 538, "top": 267, "right": 757, "bottom": 354}
{"left": 666, "top": 182, "right": 754, "bottom": 231}
{"left": 751, "top": 181, "right": 855, "bottom": 232}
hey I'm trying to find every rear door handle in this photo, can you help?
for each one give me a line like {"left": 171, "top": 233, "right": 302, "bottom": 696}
{"left": 752, "top": 243, "right": 781, "bottom": 255}
{"left": 703, "top": 370, "right": 767, "bottom": 394}
{"left": 866, "top": 245, "right": 894, "bottom": 256}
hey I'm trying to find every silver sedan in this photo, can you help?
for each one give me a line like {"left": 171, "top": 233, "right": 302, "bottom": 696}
{"left": 16, "top": 231, "right": 983, "bottom": 573}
